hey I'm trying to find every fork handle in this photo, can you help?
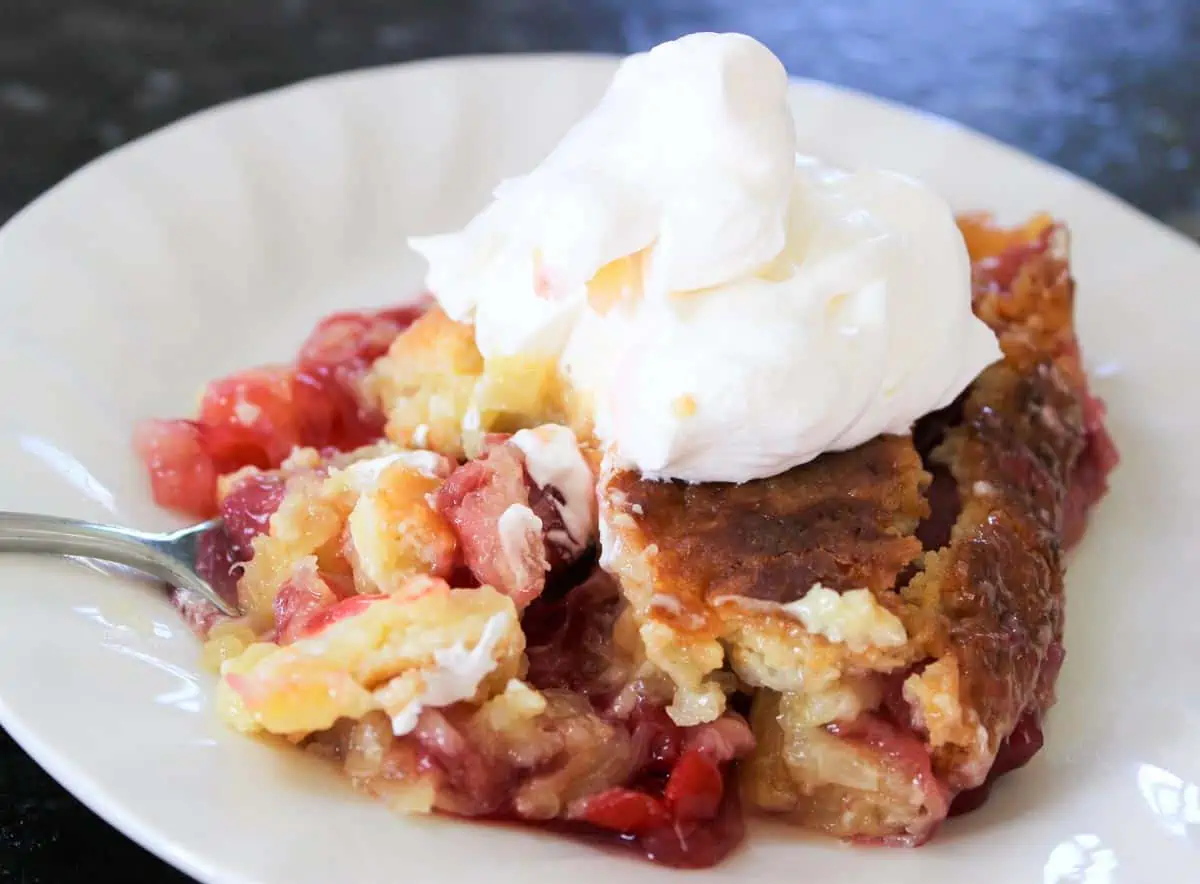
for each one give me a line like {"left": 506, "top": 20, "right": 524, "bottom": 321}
{"left": 0, "top": 512, "right": 238, "bottom": 616}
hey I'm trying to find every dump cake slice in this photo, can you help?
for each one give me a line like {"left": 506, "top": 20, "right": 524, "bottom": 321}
{"left": 137, "top": 213, "right": 1115, "bottom": 865}
{"left": 134, "top": 32, "right": 1117, "bottom": 869}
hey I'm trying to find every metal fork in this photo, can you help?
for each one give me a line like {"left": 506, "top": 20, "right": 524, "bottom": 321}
{"left": 0, "top": 512, "right": 239, "bottom": 616}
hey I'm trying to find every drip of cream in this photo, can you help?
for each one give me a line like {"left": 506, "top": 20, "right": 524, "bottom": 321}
{"left": 510, "top": 425, "right": 596, "bottom": 552}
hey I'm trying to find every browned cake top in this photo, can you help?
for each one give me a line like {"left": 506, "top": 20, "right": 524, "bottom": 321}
{"left": 906, "top": 361, "right": 1082, "bottom": 780}
{"left": 902, "top": 220, "right": 1088, "bottom": 783}
{"left": 607, "top": 434, "right": 929, "bottom": 610}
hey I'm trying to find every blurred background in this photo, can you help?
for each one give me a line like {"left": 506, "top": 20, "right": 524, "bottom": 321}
{"left": 2, "top": 0, "right": 1198, "bottom": 235}
{"left": 0, "top": 0, "right": 1196, "bottom": 880}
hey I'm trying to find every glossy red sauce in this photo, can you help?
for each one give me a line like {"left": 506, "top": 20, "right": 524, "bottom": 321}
{"left": 517, "top": 574, "right": 750, "bottom": 866}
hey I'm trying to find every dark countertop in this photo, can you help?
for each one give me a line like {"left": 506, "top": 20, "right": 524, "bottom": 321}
{"left": 0, "top": 2, "right": 1197, "bottom": 881}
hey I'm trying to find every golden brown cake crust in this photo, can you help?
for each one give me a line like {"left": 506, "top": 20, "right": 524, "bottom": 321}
{"left": 901, "top": 217, "right": 1088, "bottom": 787}
{"left": 608, "top": 435, "right": 929, "bottom": 611}
{"left": 599, "top": 432, "right": 930, "bottom": 729}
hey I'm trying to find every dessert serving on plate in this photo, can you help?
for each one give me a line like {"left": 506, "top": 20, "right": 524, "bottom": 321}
{"left": 133, "top": 32, "right": 1117, "bottom": 866}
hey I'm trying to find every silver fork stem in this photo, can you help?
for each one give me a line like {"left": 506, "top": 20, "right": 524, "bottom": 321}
{"left": 0, "top": 512, "right": 238, "bottom": 616}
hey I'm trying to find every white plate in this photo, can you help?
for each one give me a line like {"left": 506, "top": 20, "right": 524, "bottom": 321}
{"left": 0, "top": 53, "right": 1197, "bottom": 884}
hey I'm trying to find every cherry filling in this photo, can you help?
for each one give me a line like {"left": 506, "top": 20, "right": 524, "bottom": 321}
{"left": 523, "top": 571, "right": 627, "bottom": 698}
{"left": 519, "top": 574, "right": 752, "bottom": 867}
{"left": 540, "top": 713, "right": 748, "bottom": 869}
{"left": 568, "top": 754, "right": 745, "bottom": 869}
{"left": 220, "top": 472, "right": 288, "bottom": 559}
{"left": 948, "top": 708, "right": 1047, "bottom": 816}
{"left": 135, "top": 304, "right": 424, "bottom": 517}
{"left": 434, "top": 443, "right": 549, "bottom": 608}
{"left": 433, "top": 433, "right": 596, "bottom": 610}
{"left": 830, "top": 711, "right": 951, "bottom": 847}
{"left": 184, "top": 471, "right": 289, "bottom": 632}
{"left": 193, "top": 527, "right": 242, "bottom": 609}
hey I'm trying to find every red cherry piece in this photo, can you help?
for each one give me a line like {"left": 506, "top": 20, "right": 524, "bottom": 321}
{"left": 630, "top": 704, "right": 683, "bottom": 774}
{"left": 132, "top": 419, "right": 219, "bottom": 517}
{"left": 296, "top": 594, "right": 388, "bottom": 639}
{"left": 434, "top": 446, "right": 546, "bottom": 608}
{"left": 272, "top": 569, "right": 335, "bottom": 645}
{"left": 291, "top": 365, "right": 382, "bottom": 452}
{"left": 219, "top": 472, "right": 287, "bottom": 560}
{"left": 198, "top": 366, "right": 299, "bottom": 467}
{"left": 298, "top": 313, "right": 378, "bottom": 367}
{"left": 295, "top": 306, "right": 425, "bottom": 451}
{"left": 298, "top": 306, "right": 423, "bottom": 371}
{"left": 194, "top": 526, "right": 243, "bottom": 608}
{"left": 580, "top": 789, "right": 672, "bottom": 835}
{"left": 638, "top": 777, "right": 745, "bottom": 868}
{"left": 664, "top": 750, "right": 724, "bottom": 822}
{"left": 136, "top": 305, "right": 426, "bottom": 516}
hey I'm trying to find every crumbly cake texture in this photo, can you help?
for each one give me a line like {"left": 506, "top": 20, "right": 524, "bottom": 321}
{"left": 599, "top": 435, "right": 928, "bottom": 727}
{"left": 174, "top": 428, "right": 754, "bottom": 867}
{"left": 603, "top": 215, "right": 1114, "bottom": 842}
{"left": 366, "top": 305, "right": 578, "bottom": 461}
{"left": 139, "top": 215, "right": 1116, "bottom": 865}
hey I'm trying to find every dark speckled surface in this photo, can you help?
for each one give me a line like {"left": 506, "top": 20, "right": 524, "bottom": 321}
{"left": 0, "top": 1, "right": 1197, "bottom": 881}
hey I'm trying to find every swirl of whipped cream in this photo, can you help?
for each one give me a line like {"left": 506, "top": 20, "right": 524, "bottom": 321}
{"left": 410, "top": 32, "right": 1001, "bottom": 483}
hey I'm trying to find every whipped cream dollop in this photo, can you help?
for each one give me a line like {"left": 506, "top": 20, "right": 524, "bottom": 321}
{"left": 410, "top": 32, "right": 1001, "bottom": 483}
